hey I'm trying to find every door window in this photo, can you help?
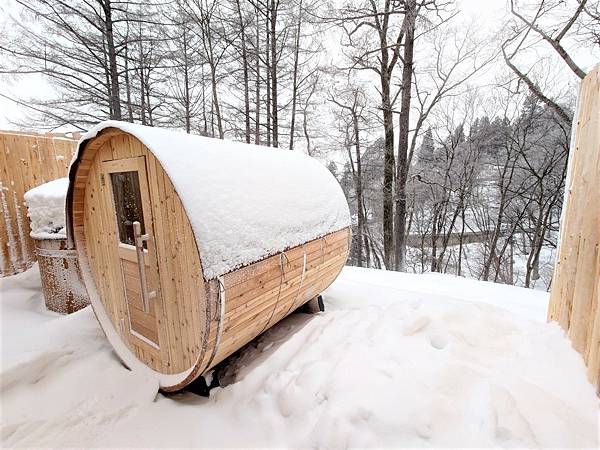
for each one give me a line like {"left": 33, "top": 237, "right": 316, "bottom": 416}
{"left": 110, "top": 171, "right": 146, "bottom": 247}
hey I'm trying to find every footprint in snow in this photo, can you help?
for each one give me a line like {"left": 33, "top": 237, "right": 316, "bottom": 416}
{"left": 402, "top": 316, "right": 431, "bottom": 336}
{"left": 410, "top": 299, "right": 423, "bottom": 310}
{"left": 430, "top": 333, "right": 449, "bottom": 350}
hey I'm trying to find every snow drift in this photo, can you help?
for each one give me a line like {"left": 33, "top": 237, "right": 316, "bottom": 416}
{"left": 1, "top": 266, "right": 597, "bottom": 448}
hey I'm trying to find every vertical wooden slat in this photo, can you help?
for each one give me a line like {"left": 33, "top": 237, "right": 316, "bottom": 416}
{"left": 0, "top": 131, "right": 78, "bottom": 277}
{"left": 548, "top": 65, "right": 600, "bottom": 395}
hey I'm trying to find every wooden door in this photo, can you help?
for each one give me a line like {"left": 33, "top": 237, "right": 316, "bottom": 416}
{"left": 102, "top": 156, "right": 162, "bottom": 348}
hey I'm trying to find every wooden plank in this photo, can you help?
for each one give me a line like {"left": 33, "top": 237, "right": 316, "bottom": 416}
{"left": 213, "top": 247, "right": 349, "bottom": 363}
{"left": 222, "top": 228, "right": 349, "bottom": 293}
{"left": 161, "top": 164, "right": 187, "bottom": 371}
{"left": 213, "top": 253, "right": 349, "bottom": 364}
{"left": 0, "top": 131, "right": 77, "bottom": 277}
{"left": 548, "top": 65, "right": 600, "bottom": 396}
{"left": 145, "top": 152, "right": 175, "bottom": 372}
{"left": 224, "top": 237, "right": 348, "bottom": 311}
{"left": 128, "top": 304, "right": 160, "bottom": 341}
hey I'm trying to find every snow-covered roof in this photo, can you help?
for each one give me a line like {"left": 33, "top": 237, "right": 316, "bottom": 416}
{"left": 73, "top": 121, "right": 350, "bottom": 279}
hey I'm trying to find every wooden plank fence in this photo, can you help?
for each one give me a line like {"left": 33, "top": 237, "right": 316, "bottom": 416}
{"left": 0, "top": 130, "right": 79, "bottom": 277}
{"left": 548, "top": 65, "right": 600, "bottom": 395}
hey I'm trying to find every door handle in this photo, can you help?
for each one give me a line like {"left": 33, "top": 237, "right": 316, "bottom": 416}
{"left": 133, "top": 221, "right": 156, "bottom": 313}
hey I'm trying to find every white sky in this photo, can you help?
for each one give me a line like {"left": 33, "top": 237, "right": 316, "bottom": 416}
{"left": 0, "top": 0, "right": 597, "bottom": 131}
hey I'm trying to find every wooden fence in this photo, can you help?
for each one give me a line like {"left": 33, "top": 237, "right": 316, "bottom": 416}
{"left": 0, "top": 130, "right": 79, "bottom": 277}
{"left": 548, "top": 65, "right": 600, "bottom": 395}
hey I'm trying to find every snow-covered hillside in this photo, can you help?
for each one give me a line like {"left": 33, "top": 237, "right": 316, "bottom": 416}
{"left": 1, "top": 266, "right": 597, "bottom": 448}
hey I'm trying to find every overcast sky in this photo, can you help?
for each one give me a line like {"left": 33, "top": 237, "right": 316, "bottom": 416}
{"left": 0, "top": 0, "right": 596, "bottom": 131}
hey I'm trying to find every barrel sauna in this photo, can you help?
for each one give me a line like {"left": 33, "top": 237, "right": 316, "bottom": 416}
{"left": 66, "top": 121, "right": 351, "bottom": 391}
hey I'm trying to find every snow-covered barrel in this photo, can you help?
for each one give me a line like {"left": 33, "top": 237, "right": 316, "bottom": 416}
{"left": 24, "top": 178, "right": 88, "bottom": 314}
{"left": 66, "top": 121, "right": 351, "bottom": 391}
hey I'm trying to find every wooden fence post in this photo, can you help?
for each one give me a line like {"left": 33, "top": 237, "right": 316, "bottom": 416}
{"left": 0, "top": 131, "right": 78, "bottom": 277}
{"left": 548, "top": 65, "right": 600, "bottom": 395}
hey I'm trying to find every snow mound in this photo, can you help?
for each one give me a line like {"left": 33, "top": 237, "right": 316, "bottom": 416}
{"left": 0, "top": 266, "right": 597, "bottom": 448}
{"left": 23, "top": 178, "right": 68, "bottom": 240}
{"left": 74, "top": 121, "right": 351, "bottom": 279}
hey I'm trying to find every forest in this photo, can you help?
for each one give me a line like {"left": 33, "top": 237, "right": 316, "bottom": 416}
{"left": 0, "top": 0, "right": 598, "bottom": 289}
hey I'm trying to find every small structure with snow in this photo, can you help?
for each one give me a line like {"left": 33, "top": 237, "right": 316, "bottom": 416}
{"left": 67, "top": 121, "right": 351, "bottom": 391}
{"left": 24, "top": 178, "right": 88, "bottom": 314}
{"left": 24, "top": 178, "right": 69, "bottom": 240}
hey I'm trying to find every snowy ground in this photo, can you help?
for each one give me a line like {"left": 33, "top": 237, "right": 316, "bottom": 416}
{"left": 1, "top": 265, "right": 598, "bottom": 448}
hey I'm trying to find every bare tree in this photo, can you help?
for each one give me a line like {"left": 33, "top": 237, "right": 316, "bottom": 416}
{"left": 183, "top": 0, "right": 230, "bottom": 138}
{"left": 165, "top": 5, "right": 204, "bottom": 133}
{"left": 394, "top": 18, "right": 497, "bottom": 270}
{"left": 234, "top": 0, "right": 252, "bottom": 142}
{"left": 0, "top": 0, "right": 130, "bottom": 127}
{"left": 334, "top": 0, "right": 412, "bottom": 268}
{"left": 331, "top": 85, "right": 370, "bottom": 266}
{"left": 502, "top": 0, "right": 596, "bottom": 125}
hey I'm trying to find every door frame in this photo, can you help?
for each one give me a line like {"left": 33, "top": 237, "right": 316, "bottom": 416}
{"left": 101, "top": 155, "right": 163, "bottom": 349}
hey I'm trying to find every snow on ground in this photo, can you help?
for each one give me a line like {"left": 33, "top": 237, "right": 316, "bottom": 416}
{"left": 1, "top": 265, "right": 598, "bottom": 448}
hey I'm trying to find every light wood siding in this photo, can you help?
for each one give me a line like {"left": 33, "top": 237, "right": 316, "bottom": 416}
{"left": 70, "top": 127, "right": 350, "bottom": 391}
{"left": 0, "top": 131, "right": 78, "bottom": 276}
{"left": 209, "top": 228, "right": 350, "bottom": 367}
{"left": 71, "top": 130, "right": 209, "bottom": 376}
{"left": 548, "top": 65, "right": 600, "bottom": 395}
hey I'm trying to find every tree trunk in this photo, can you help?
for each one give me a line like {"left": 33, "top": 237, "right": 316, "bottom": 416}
{"left": 123, "top": 44, "right": 134, "bottom": 122}
{"left": 202, "top": 64, "right": 208, "bottom": 135}
{"left": 235, "top": 0, "right": 251, "bottom": 143}
{"left": 457, "top": 208, "right": 466, "bottom": 276}
{"left": 102, "top": 0, "right": 122, "bottom": 120}
{"left": 139, "top": 64, "right": 146, "bottom": 125}
{"left": 209, "top": 58, "right": 223, "bottom": 138}
{"left": 430, "top": 209, "right": 439, "bottom": 272}
{"left": 526, "top": 197, "right": 553, "bottom": 287}
{"left": 254, "top": 6, "right": 261, "bottom": 144}
{"left": 289, "top": 0, "right": 302, "bottom": 150}
{"left": 182, "top": 27, "right": 191, "bottom": 133}
{"left": 201, "top": 7, "right": 223, "bottom": 139}
{"left": 393, "top": 0, "right": 416, "bottom": 271}
{"left": 265, "top": 6, "right": 271, "bottom": 146}
{"left": 381, "top": 70, "right": 395, "bottom": 269}
{"left": 482, "top": 205, "right": 504, "bottom": 281}
{"left": 145, "top": 71, "right": 153, "bottom": 126}
{"left": 303, "top": 107, "right": 311, "bottom": 155}
{"left": 270, "top": 0, "right": 279, "bottom": 147}
{"left": 353, "top": 109, "right": 365, "bottom": 267}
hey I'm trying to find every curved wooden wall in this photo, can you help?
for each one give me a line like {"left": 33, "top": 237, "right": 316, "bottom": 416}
{"left": 70, "top": 128, "right": 350, "bottom": 391}
{"left": 203, "top": 227, "right": 350, "bottom": 372}
{"left": 71, "top": 130, "right": 209, "bottom": 379}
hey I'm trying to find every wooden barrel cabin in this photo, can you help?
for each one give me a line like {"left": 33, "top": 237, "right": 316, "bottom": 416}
{"left": 66, "top": 121, "right": 351, "bottom": 391}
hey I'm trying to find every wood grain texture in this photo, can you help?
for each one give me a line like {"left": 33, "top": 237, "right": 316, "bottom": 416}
{"left": 70, "top": 127, "right": 350, "bottom": 391}
{"left": 548, "top": 65, "right": 600, "bottom": 395}
{"left": 208, "top": 228, "right": 350, "bottom": 368}
{"left": 72, "top": 130, "right": 209, "bottom": 376}
{"left": 0, "top": 131, "right": 77, "bottom": 277}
